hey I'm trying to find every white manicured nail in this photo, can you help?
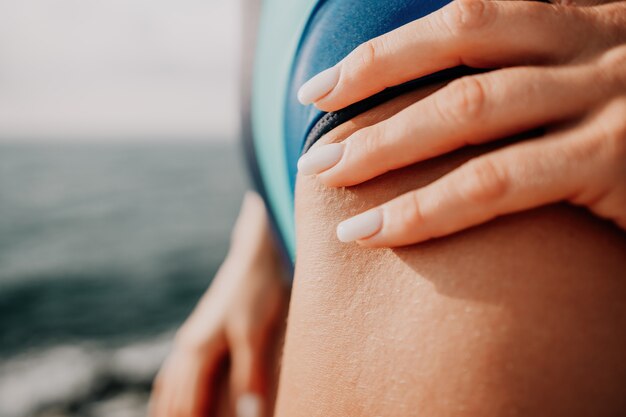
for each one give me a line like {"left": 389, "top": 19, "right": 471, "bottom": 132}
{"left": 237, "top": 393, "right": 263, "bottom": 417}
{"left": 297, "top": 143, "right": 344, "bottom": 175}
{"left": 297, "top": 66, "right": 340, "bottom": 105}
{"left": 337, "top": 210, "right": 383, "bottom": 242}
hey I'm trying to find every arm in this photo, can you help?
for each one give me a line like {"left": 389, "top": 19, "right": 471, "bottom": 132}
{"left": 150, "top": 192, "right": 288, "bottom": 417}
{"left": 274, "top": 89, "right": 626, "bottom": 417}
{"left": 297, "top": 0, "right": 626, "bottom": 246}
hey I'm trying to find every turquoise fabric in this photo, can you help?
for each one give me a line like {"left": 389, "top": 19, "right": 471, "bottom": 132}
{"left": 252, "top": 0, "right": 459, "bottom": 263}
{"left": 285, "top": 0, "right": 453, "bottom": 190}
{"left": 251, "top": 0, "right": 317, "bottom": 261}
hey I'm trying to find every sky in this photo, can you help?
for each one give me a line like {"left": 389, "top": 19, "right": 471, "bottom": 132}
{"left": 0, "top": 0, "right": 240, "bottom": 141}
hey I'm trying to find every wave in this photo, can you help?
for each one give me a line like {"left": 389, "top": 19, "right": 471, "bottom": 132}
{"left": 0, "top": 333, "right": 173, "bottom": 417}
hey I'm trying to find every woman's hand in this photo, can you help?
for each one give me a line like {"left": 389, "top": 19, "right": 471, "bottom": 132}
{"left": 149, "top": 192, "right": 288, "bottom": 417}
{"left": 296, "top": 0, "right": 626, "bottom": 247}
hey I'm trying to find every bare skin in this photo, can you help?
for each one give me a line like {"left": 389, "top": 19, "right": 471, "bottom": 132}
{"left": 150, "top": 193, "right": 288, "bottom": 417}
{"left": 274, "top": 88, "right": 626, "bottom": 417}
{"left": 150, "top": 1, "right": 626, "bottom": 415}
{"left": 298, "top": 0, "right": 626, "bottom": 245}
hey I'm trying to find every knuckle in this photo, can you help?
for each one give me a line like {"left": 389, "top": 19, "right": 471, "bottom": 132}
{"left": 600, "top": 99, "right": 626, "bottom": 162}
{"left": 564, "top": 136, "right": 600, "bottom": 169}
{"left": 340, "top": 125, "right": 398, "bottom": 184}
{"left": 460, "top": 158, "right": 509, "bottom": 204}
{"left": 598, "top": 45, "right": 626, "bottom": 88}
{"left": 345, "top": 129, "right": 371, "bottom": 159}
{"left": 437, "top": 76, "right": 487, "bottom": 125}
{"left": 361, "top": 127, "right": 382, "bottom": 156}
{"left": 591, "top": 4, "right": 626, "bottom": 43}
{"left": 441, "top": 0, "right": 492, "bottom": 35}
{"left": 409, "top": 191, "right": 427, "bottom": 227}
{"left": 585, "top": 187, "right": 626, "bottom": 227}
{"left": 398, "top": 191, "right": 427, "bottom": 229}
{"left": 348, "top": 39, "right": 386, "bottom": 78}
{"left": 349, "top": 126, "right": 386, "bottom": 162}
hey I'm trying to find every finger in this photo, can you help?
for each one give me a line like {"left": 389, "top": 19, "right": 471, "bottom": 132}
{"left": 148, "top": 373, "right": 164, "bottom": 417}
{"left": 149, "top": 368, "right": 181, "bottom": 417}
{"left": 551, "top": 0, "right": 617, "bottom": 7}
{"left": 149, "top": 367, "right": 179, "bottom": 417}
{"left": 150, "top": 341, "right": 227, "bottom": 417}
{"left": 570, "top": 97, "right": 626, "bottom": 229}
{"left": 229, "top": 332, "right": 265, "bottom": 417}
{"left": 336, "top": 127, "right": 598, "bottom": 247}
{"left": 299, "top": 0, "right": 605, "bottom": 111}
{"left": 167, "top": 362, "right": 214, "bottom": 417}
{"left": 311, "top": 63, "right": 612, "bottom": 187}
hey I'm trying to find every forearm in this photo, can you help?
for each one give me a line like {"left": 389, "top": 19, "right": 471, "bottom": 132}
{"left": 152, "top": 191, "right": 288, "bottom": 417}
{"left": 176, "top": 192, "right": 279, "bottom": 348}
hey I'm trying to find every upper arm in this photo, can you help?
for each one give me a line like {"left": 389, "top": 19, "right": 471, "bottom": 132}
{"left": 274, "top": 88, "right": 626, "bottom": 417}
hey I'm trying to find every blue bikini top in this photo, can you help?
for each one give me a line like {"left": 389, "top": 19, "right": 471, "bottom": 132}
{"left": 248, "top": 0, "right": 466, "bottom": 261}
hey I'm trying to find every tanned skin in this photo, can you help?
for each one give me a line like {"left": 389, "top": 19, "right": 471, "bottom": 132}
{"left": 274, "top": 87, "right": 626, "bottom": 417}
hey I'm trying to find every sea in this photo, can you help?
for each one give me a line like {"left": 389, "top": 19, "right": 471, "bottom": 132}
{"left": 0, "top": 141, "right": 247, "bottom": 417}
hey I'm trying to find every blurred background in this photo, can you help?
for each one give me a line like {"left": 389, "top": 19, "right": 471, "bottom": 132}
{"left": 0, "top": 1, "right": 247, "bottom": 416}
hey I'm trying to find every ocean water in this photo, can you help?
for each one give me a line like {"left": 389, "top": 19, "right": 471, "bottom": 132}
{"left": 0, "top": 141, "right": 247, "bottom": 416}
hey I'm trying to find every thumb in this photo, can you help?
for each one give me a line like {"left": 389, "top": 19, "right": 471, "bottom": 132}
{"left": 229, "top": 331, "right": 266, "bottom": 417}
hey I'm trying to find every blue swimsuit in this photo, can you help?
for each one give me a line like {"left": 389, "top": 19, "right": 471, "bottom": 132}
{"left": 243, "top": 0, "right": 470, "bottom": 262}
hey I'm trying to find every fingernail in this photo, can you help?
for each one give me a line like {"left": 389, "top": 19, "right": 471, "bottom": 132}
{"left": 337, "top": 209, "right": 383, "bottom": 242}
{"left": 297, "top": 143, "right": 344, "bottom": 176}
{"left": 297, "top": 66, "right": 340, "bottom": 105}
{"left": 237, "top": 393, "right": 263, "bottom": 417}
